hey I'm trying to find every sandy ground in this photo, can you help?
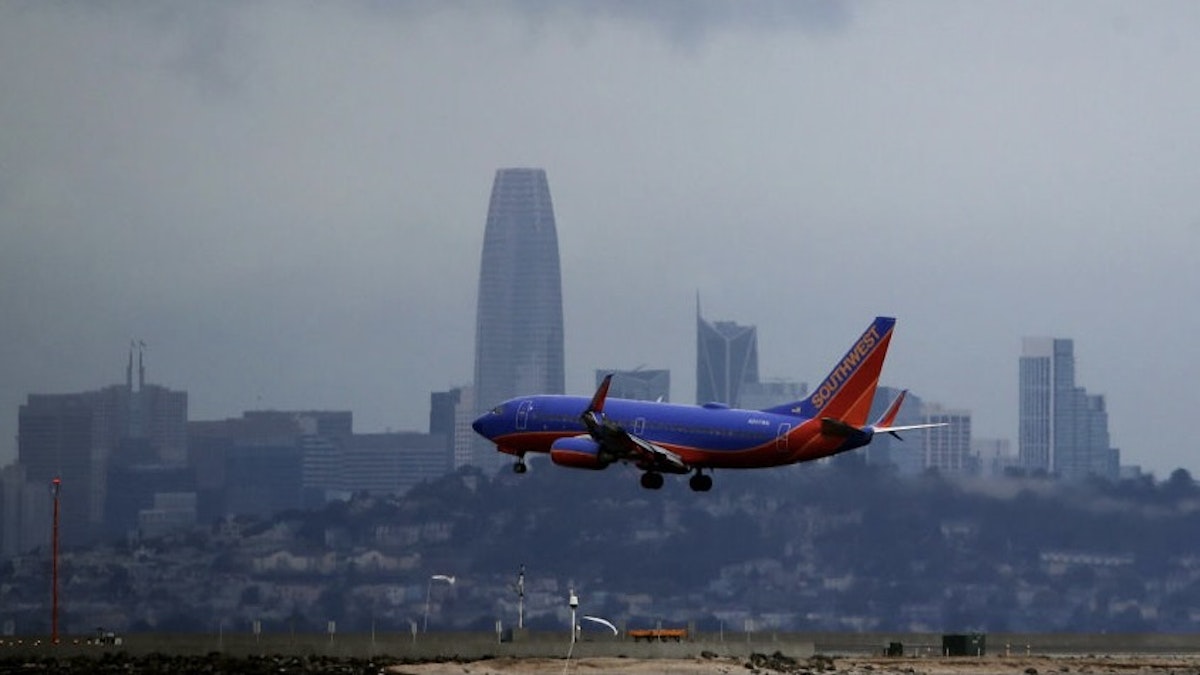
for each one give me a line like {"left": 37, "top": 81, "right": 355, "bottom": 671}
{"left": 387, "top": 654, "right": 1200, "bottom": 675}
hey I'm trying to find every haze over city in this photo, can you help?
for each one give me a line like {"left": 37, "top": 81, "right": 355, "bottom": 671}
{"left": 2, "top": 1, "right": 1198, "bottom": 479}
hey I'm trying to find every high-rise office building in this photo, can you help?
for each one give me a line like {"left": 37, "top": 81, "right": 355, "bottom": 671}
{"left": 1019, "top": 337, "right": 1119, "bottom": 481}
{"left": 16, "top": 345, "right": 188, "bottom": 545}
{"left": 595, "top": 369, "right": 670, "bottom": 402}
{"left": 473, "top": 168, "right": 565, "bottom": 471}
{"left": 696, "top": 302, "right": 759, "bottom": 407}
{"left": 921, "top": 404, "right": 973, "bottom": 475}
{"left": 431, "top": 385, "right": 477, "bottom": 471}
{"left": 189, "top": 409, "right": 351, "bottom": 519}
{"left": 224, "top": 444, "right": 303, "bottom": 518}
{"left": 17, "top": 394, "right": 96, "bottom": 544}
{"left": 444, "top": 386, "right": 478, "bottom": 470}
{"left": 430, "top": 388, "right": 462, "bottom": 446}
{"left": 342, "top": 432, "right": 449, "bottom": 496}
{"left": 1, "top": 464, "right": 50, "bottom": 557}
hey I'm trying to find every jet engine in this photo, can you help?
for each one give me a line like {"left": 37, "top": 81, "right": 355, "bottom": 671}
{"left": 549, "top": 436, "right": 611, "bottom": 470}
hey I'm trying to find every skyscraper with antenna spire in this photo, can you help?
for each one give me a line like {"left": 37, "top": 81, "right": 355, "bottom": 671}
{"left": 15, "top": 343, "right": 187, "bottom": 546}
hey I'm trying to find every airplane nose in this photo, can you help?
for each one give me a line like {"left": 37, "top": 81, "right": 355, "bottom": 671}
{"left": 471, "top": 414, "right": 486, "bottom": 437}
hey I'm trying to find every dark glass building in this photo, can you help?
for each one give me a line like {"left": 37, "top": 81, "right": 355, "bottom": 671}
{"left": 473, "top": 168, "right": 565, "bottom": 470}
{"left": 696, "top": 303, "right": 759, "bottom": 407}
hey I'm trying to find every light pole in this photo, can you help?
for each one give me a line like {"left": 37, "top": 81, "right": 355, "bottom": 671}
{"left": 516, "top": 564, "right": 525, "bottom": 630}
{"left": 423, "top": 574, "right": 455, "bottom": 632}
{"left": 568, "top": 588, "right": 579, "bottom": 644}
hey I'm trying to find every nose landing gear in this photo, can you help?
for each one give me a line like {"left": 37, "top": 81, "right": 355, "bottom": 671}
{"left": 513, "top": 457, "right": 528, "bottom": 474}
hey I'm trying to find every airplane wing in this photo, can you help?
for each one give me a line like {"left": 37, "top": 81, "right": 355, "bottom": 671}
{"left": 609, "top": 425, "right": 689, "bottom": 472}
{"left": 584, "top": 375, "right": 689, "bottom": 473}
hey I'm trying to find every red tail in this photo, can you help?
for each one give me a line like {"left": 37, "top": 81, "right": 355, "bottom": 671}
{"left": 765, "top": 317, "right": 896, "bottom": 425}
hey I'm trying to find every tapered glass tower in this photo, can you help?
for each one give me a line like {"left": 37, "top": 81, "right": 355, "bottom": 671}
{"left": 473, "top": 168, "right": 564, "bottom": 468}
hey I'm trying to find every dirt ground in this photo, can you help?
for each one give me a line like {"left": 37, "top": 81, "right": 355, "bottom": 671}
{"left": 387, "top": 654, "right": 1200, "bottom": 675}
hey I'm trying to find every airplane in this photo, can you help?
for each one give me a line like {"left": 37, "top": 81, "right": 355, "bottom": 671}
{"left": 471, "top": 316, "right": 943, "bottom": 491}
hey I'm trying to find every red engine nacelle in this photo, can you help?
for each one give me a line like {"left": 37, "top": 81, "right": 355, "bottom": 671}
{"left": 549, "top": 436, "right": 611, "bottom": 470}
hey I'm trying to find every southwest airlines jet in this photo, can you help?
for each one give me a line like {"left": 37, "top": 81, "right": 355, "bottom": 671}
{"left": 472, "top": 317, "right": 940, "bottom": 492}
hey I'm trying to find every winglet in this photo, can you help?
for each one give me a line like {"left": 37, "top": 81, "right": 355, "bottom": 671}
{"left": 582, "top": 374, "right": 614, "bottom": 436}
{"left": 588, "top": 374, "right": 613, "bottom": 415}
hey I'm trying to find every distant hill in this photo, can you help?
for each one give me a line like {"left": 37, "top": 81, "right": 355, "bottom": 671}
{"left": 3, "top": 462, "right": 1199, "bottom": 635}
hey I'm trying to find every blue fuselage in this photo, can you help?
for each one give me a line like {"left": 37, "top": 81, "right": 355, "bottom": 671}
{"left": 472, "top": 394, "right": 870, "bottom": 469}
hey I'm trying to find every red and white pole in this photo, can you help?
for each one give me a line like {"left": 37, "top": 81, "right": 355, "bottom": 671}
{"left": 51, "top": 477, "right": 61, "bottom": 645}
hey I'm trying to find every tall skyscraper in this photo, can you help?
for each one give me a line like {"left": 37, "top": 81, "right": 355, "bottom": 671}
{"left": 1019, "top": 337, "right": 1119, "bottom": 481}
{"left": 696, "top": 301, "right": 759, "bottom": 407}
{"left": 473, "top": 168, "right": 565, "bottom": 471}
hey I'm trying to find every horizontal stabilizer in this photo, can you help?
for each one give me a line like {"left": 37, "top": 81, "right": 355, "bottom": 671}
{"left": 872, "top": 422, "right": 949, "bottom": 441}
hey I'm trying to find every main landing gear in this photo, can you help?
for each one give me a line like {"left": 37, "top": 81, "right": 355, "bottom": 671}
{"left": 638, "top": 470, "right": 714, "bottom": 492}
{"left": 639, "top": 472, "right": 664, "bottom": 490}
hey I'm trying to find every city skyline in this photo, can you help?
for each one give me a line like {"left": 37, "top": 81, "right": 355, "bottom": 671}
{"left": 6, "top": 317, "right": 1126, "bottom": 472}
{"left": 3, "top": 3, "right": 1199, "bottom": 479}
{"left": 0, "top": 279, "right": 1170, "bottom": 479}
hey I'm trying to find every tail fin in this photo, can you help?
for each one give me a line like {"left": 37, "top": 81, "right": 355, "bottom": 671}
{"left": 764, "top": 316, "right": 896, "bottom": 425}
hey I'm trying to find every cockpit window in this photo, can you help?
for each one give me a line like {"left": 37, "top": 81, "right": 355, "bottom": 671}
{"left": 491, "top": 405, "right": 505, "bottom": 415}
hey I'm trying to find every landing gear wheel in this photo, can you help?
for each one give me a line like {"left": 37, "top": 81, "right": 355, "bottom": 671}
{"left": 640, "top": 472, "right": 664, "bottom": 490}
{"left": 513, "top": 459, "right": 528, "bottom": 474}
{"left": 689, "top": 472, "right": 713, "bottom": 492}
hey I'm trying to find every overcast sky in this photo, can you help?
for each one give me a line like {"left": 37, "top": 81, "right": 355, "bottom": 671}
{"left": 2, "top": 1, "right": 1198, "bottom": 478}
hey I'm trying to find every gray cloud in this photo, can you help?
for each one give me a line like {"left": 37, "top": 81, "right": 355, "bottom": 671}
{"left": 2, "top": 1, "right": 1198, "bottom": 478}
{"left": 363, "top": 0, "right": 854, "bottom": 42}
{"left": 545, "top": 0, "right": 853, "bottom": 43}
